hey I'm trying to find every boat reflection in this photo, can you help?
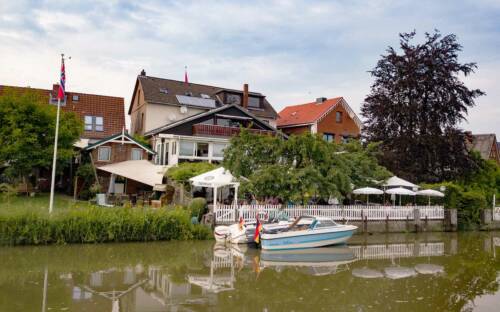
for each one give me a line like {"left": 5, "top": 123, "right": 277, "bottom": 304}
{"left": 260, "top": 246, "right": 357, "bottom": 276}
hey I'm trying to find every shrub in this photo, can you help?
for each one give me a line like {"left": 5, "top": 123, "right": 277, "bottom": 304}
{"left": 189, "top": 197, "right": 207, "bottom": 219}
{"left": 0, "top": 206, "right": 212, "bottom": 246}
{"left": 458, "top": 190, "right": 487, "bottom": 229}
{"left": 166, "top": 162, "right": 218, "bottom": 188}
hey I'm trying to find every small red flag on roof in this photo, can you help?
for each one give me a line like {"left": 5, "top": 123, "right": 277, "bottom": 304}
{"left": 184, "top": 66, "right": 189, "bottom": 84}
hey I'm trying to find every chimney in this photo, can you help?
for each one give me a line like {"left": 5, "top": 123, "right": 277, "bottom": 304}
{"left": 140, "top": 69, "right": 146, "bottom": 76}
{"left": 242, "top": 83, "right": 249, "bottom": 108}
{"left": 316, "top": 97, "right": 327, "bottom": 104}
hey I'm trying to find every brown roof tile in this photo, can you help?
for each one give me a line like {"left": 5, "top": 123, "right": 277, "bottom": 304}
{"left": 130, "top": 75, "right": 277, "bottom": 119}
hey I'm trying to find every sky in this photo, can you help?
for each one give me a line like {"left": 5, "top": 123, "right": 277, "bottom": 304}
{"left": 0, "top": 0, "right": 499, "bottom": 133}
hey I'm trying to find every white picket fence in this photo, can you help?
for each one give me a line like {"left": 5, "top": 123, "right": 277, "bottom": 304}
{"left": 212, "top": 204, "right": 445, "bottom": 224}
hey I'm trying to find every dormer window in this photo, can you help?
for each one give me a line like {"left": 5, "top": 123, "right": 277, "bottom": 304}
{"left": 159, "top": 88, "right": 168, "bottom": 94}
{"left": 226, "top": 93, "right": 241, "bottom": 105}
{"left": 248, "top": 96, "right": 260, "bottom": 108}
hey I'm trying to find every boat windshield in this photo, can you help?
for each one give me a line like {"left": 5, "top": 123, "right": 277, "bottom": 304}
{"left": 314, "top": 219, "right": 338, "bottom": 228}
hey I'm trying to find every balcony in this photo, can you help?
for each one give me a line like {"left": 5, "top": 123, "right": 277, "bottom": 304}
{"left": 192, "top": 124, "right": 275, "bottom": 137}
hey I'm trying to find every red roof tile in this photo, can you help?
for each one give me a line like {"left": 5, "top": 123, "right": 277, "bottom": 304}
{"left": 277, "top": 97, "right": 343, "bottom": 127}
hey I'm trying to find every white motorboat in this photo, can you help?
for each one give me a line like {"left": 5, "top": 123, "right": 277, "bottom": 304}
{"left": 214, "top": 217, "right": 312, "bottom": 244}
{"left": 260, "top": 216, "right": 357, "bottom": 250}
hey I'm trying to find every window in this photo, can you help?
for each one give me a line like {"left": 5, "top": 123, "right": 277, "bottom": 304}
{"left": 323, "top": 133, "right": 335, "bottom": 143}
{"left": 248, "top": 96, "right": 260, "bottom": 108}
{"left": 72, "top": 95, "right": 79, "bottom": 101}
{"left": 213, "top": 143, "right": 227, "bottom": 158}
{"left": 155, "top": 143, "right": 161, "bottom": 164}
{"left": 84, "top": 116, "right": 104, "bottom": 132}
{"left": 84, "top": 116, "right": 93, "bottom": 131}
{"left": 159, "top": 88, "right": 168, "bottom": 94}
{"left": 97, "top": 146, "right": 111, "bottom": 161}
{"left": 131, "top": 148, "right": 143, "bottom": 160}
{"left": 179, "top": 141, "right": 195, "bottom": 157}
{"left": 226, "top": 93, "right": 241, "bottom": 105}
{"left": 342, "top": 135, "right": 350, "bottom": 144}
{"left": 196, "top": 142, "right": 209, "bottom": 157}
{"left": 336, "top": 111, "right": 343, "bottom": 123}
{"left": 95, "top": 117, "right": 104, "bottom": 132}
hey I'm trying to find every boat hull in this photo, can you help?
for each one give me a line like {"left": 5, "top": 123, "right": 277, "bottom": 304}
{"left": 260, "top": 225, "right": 357, "bottom": 250}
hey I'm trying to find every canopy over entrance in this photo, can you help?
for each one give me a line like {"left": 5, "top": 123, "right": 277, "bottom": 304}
{"left": 97, "top": 160, "right": 166, "bottom": 187}
{"left": 189, "top": 167, "right": 240, "bottom": 188}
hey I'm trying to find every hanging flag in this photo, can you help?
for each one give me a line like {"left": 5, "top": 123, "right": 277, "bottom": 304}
{"left": 184, "top": 66, "right": 189, "bottom": 84}
{"left": 253, "top": 216, "right": 263, "bottom": 244}
{"left": 57, "top": 58, "right": 66, "bottom": 100}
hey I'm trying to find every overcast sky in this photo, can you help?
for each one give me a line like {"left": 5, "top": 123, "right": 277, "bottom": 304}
{"left": 1, "top": 0, "right": 499, "bottom": 133}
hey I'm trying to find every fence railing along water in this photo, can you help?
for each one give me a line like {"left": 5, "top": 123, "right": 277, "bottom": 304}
{"left": 212, "top": 204, "right": 445, "bottom": 224}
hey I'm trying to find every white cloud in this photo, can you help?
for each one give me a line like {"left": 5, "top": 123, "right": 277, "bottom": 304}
{"left": 0, "top": 0, "right": 498, "bottom": 134}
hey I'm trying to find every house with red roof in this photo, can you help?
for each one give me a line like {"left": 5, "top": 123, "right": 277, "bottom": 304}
{"left": 277, "top": 97, "right": 362, "bottom": 143}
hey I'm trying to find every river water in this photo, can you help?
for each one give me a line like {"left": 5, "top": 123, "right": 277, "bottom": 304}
{"left": 1, "top": 232, "right": 499, "bottom": 311}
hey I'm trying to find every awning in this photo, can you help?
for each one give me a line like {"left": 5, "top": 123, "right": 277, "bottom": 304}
{"left": 189, "top": 167, "right": 240, "bottom": 188}
{"left": 97, "top": 160, "right": 166, "bottom": 187}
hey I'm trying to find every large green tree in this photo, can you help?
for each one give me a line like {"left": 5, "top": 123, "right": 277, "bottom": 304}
{"left": 0, "top": 88, "right": 82, "bottom": 179}
{"left": 361, "top": 31, "right": 484, "bottom": 183}
{"left": 223, "top": 130, "right": 390, "bottom": 204}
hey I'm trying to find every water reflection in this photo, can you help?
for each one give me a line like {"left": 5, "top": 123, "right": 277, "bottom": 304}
{"left": 0, "top": 233, "right": 499, "bottom": 311}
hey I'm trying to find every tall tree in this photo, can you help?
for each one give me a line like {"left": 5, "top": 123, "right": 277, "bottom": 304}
{"left": 361, "top": 30, "right": 484, "bottom": 182}
{"left": 0, "top": 88, "right": 82, "bottom": 180}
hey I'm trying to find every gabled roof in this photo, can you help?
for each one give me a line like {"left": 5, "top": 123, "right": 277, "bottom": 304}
{"left": 144, "top": 104, "right": 279, "bottom": 137}
{"left": 468, "top": 134, "right": 498, "bottom": 160}
{"left": 277, "top": 97, "right": 362, "bottom": 129}
{"left": 84, "top": 131, "right": 155, "bottom": 154}
{"left": 128, "top": 75, "right": 278, "bottom": 119}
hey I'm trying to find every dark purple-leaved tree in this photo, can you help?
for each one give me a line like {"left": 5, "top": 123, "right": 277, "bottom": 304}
{"left": 361, "top": 30, "right": 484, "bottom": 182}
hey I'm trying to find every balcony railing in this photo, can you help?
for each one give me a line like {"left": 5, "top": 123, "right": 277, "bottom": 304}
{"left": 192, "top": 124, "right": 275, "bottom": 137}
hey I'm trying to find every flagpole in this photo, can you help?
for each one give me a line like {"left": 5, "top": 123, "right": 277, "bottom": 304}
{"left": 49, "top": 54, "right": 64, "bottom": 214}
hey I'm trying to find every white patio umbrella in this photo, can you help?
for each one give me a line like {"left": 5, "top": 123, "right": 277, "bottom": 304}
{"left": 352, "top": 187, "right": 384, "bottom": 204}
{"left": 384, "top": 176, "right": 419, "bottom": 189}
{"left": 385, "top": 187, "right": 416, "bottom": 206}
{"left": 384, "top": 266, "right": 417, "bottom": 279}
{"left": 414, "top": 263, "right": 444, "bottom": 275}
{"left": 416, "top": 189, "right": 445, "bottom": 206}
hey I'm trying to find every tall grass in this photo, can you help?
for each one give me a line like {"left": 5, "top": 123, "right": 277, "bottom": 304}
{"left": 0, "top": 205, "right": 212, "bottom": 245}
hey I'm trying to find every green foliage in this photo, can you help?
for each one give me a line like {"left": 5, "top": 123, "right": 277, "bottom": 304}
{"left": 424, "top": 160, "right": 500, "bottom": 228}
{"left": 0, "top": 88, "right": 83, "bottom": 178}
{"left": 76, "top": 163, "right": 95, "bottom": 185}
{"left": 0, "top": 206, "right": 211, "bottom": 246}
{"left": 133, "top": 134, "right": 151, "bottom": 148}
{"left": 189, "top": 197, "right": 207, "bottom": 219}
{"left": 166, "top": 162, "right": 218, "bottom": 187}
{"left": 223, "top": 130, "right": 390, "bottom": 204}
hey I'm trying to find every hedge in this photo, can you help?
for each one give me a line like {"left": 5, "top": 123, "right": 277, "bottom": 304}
{"left": 0, "top": 206, "right": 212, "bottom": 246}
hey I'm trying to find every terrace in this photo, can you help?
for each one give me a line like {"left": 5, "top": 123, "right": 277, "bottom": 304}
{"left": 192, "top": 124, "right": 275, "bottom": 138}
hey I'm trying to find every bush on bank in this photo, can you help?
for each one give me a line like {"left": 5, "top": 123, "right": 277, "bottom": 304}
{"left": 0, "top": 206, "right": 212, "bottom": 246}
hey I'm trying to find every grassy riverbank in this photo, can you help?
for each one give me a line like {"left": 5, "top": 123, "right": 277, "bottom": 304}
{"left": 0, "top": 194, "right": 211, "bottom": 246}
